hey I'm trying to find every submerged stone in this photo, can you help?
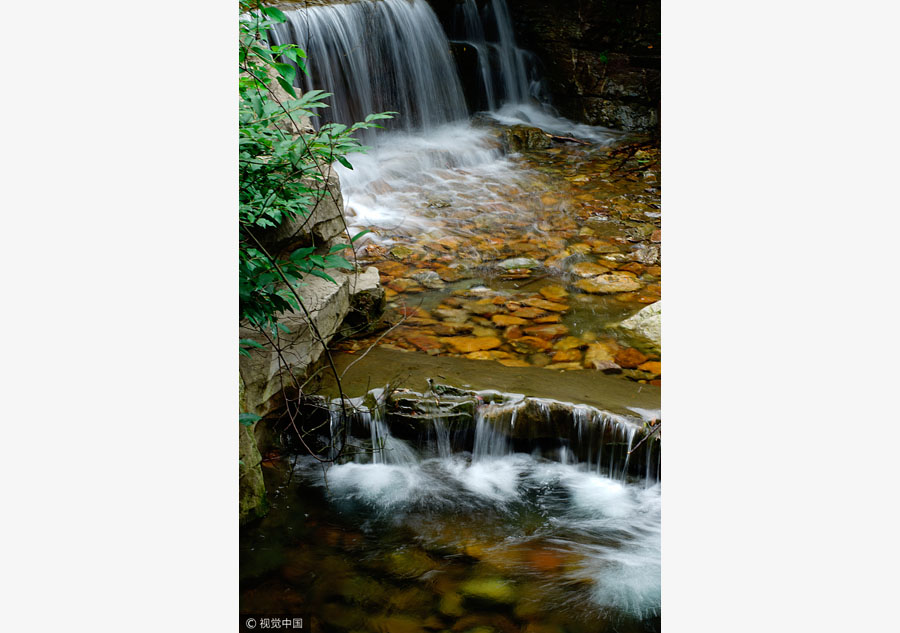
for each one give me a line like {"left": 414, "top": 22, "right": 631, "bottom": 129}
{"left": 459, "top": 577, "right": 517, "bottom": 604}
{"left": 500, "top": 257, "right": 541, "bottom": 270}
{"left": 439, "top": 592, "right": 465, "bottom": 617}
{"left": 538, "top": 285, "right": 569, "bottom": 301}
{"left": 523, "top": 324, "right": 569, "bottom": 339}
{"left": 551, "top": 349, "right": 582, "bottom": 363}
{"left": 439, "top": 336, "right": 503, "bottom": 353}
{"left": 492, "top": 314, "right": 529, "bottom": 326}
{"left": 614, "top": 347, "right": 650, "bottom": 368}
{"left": 575, "top": 272, "right": 642, "bottom": 294}
{"left": 569, "top": 261, "right": 612, "bottom": 277}
{"left": 522, "top": 298, "right": 570, "bottom": 312}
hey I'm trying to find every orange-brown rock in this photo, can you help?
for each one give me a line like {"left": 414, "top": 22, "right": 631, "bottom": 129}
{"left": 510, "top": 336, "right": 553, "bottom": 353}
{"left": 543, "top": 362, "right": 583, "bottom": 371}
{"left": 584, "top": 342, "right": 622, "bottom": 371}
{"left": 437, "top": 267, "right": 470, "bottom": 282}
{"left": 374, "top": 261, "right": 408, "bottom": 278}
{"left": 538, "top": 285, "right": 569, "bottom": 301}
{"left": 522, "top": 298, "right": 570, "bottom": 312}
{"left": 533, "top": 314, "right": 561, "bottom": 324}
{"left": 618, "top": 262, "right": 645, "bottom": 275}
{"left": 637, "top": 361, "right": 662, "bottom": 376}
{"left": 504, "top": 325, "right": 524, "bottom": 339}
{"left": 432, "top": 322, "right": 474, "bottom": 336}
{"left": 387, "top": 278, "right": 424, "bottom": 293}
{"left": 509, "top": 307, "right": 546, "bottom": 319}
{"left": 570, "top": 261, "right": 612, "bottom": 277}
{"left": 438, "top": 336, "right": 502, "bottom": 353}
{"left": 553, "top": 336, "right": 584, "bottom": 351}
{"left": 543, "top": 250, "right": 571, "bottom": 269}
{"left": 552, "top": 349, "right": 582, "bottom": 363}
{"left": 398, "top": 306, "right": 432, "bottom": 319}
{"left": 575, "top": 272, "right": 642, "bottom": 294}
{"left": 614, "top": 347, "right": 651, "bottom": 369}
{"left": 569, "top": 242, "right": 592, "bottom": 255}
{"left": 492, "top": 314, "right": 529, "bottom": 326}
{"left": 523, "top": 323, "right": 569, "bottom": 339}
{"left": 465, "top": 350, "right": 514, "bottom": 360}
{"left": 405, "top": 334, "right": 443, "bottom": 354}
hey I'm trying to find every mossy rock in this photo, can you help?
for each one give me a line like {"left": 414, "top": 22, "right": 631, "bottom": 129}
{"left": 502, "top": 125, "right": 552, "bottom": 152}
{"left": 459, "top": 577, "right": 517, "bottom": 605}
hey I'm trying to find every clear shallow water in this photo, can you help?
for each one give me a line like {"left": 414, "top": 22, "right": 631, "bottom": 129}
{"left": 241, "top": 449, "right": 661, "bottom": 632}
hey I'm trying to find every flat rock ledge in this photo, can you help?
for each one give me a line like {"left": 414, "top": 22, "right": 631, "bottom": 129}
{"left": 239, "top": 266, "right": 384, "bottom": 524}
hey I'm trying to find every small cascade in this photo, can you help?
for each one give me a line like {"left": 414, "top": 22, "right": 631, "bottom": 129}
{"left": 368, "top": 406, "right": 419, "bottom": 465}
{"left": 451, "top": 0, "right": 546, "bottom": 108}
{"left": 471, "top": 404, "right": 512, "bottom": 460}
{"left": 320, "top": 387, "right": 660, "bottom": 482}
{"left": 431, "top": 418, "right": 452, "bottom": 459}
{"left": 269, "top": 0, "right": 468, "bottom": 136}
{"left": 454, "top": 0, "right": 496, "bottom": 110}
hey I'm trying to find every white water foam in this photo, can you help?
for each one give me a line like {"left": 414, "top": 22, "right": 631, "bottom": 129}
{"left": 297, "top": 453, "right": 660, "bottom": 618}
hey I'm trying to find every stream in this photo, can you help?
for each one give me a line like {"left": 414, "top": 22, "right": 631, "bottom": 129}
{"left": 246, "top": 1, "right": 662, "bottom": 630}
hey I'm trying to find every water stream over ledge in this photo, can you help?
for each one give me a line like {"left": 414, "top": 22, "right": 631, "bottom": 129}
{"left": 242, "top": 384, "right": 661, "bottom": 631}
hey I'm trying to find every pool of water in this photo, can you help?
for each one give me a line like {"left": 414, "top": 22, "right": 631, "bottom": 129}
{"left": 241, "top": 448, "right": 661, "bottom": 632}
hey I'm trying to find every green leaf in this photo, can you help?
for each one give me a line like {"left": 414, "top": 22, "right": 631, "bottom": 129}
{"left": 324, "top": 255, "right": 354, "bottom": 270}
{"left": 261, "top": 7, "right": 287, "bottom": 22}
{"left": 336, "top": 155, "right": 353, "bottom": 170}
{"left": 240, "top": 413, "right": 261, "bottom": 426}
{"left": 272, "top": 62, "right": 296, "bottom": 84}
{"left": 290, "top": 247, "right": 316, "bottom": 260}
{"left": 239, "top": 338, "right": 265, "bottom": 350}
{"left": 328, "top": 243, "right": 352, "bottom": 253}
{"left": 308, "top": 269, "right": 336, "bottom": 283}
{"left": 350, "top": 229, "right": 371, "bottom": 243}
{"left": 277, "top": 76, "right": 297, "bottom": 98}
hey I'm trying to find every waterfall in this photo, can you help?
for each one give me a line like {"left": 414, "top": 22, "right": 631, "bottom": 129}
{"left": 269, "top": 0, "right": 468, "bottom": 135}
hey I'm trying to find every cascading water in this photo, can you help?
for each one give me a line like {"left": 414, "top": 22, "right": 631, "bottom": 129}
{"left": 267, "top": 0, "right": 621, "bottom": 241}
{"left": 268, "top": 0, "right": 468, "bottom": 136}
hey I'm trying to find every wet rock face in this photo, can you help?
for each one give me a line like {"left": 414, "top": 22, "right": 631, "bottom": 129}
{"left": 503, "top": 0, "right": 660, "bottom": 132}
{"left": 502, "top": 125, "right": 552, "bottom": 153}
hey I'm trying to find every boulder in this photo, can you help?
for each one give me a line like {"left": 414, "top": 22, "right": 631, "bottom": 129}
{"left": 239, "top": 266, "right": 384, "bottom": 420}
{"left": 239, "top": 421, "right": 267, "bottom": 525}
{"left": 616, "top": 301, "right": 661, "bottom": 353}
{"left": 502, "top": 125, "right": 552, "bottom": 152}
